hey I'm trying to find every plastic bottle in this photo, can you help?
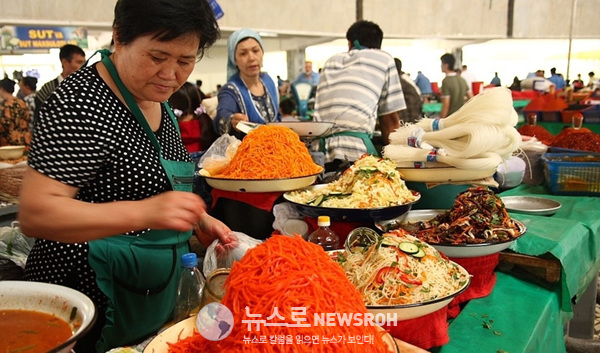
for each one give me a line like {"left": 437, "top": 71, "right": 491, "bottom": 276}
{"left": 173, "top": 253, "right": 205, "bottom": 323}
{"left": 307, "top": 216, "right": 340, "bottom": 251}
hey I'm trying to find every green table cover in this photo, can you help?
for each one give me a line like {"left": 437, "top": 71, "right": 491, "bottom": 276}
{"left": 436, "top": 272, "right": 565, "bottom": 353}
{"left": 501, "top": 184, "right": 600, "bottom": 322}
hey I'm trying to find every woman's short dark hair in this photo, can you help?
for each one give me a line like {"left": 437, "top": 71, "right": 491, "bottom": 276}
{"left": 346, "top": 20, "right": 383, "bottom": 49}
{"left": 113, "top": 0, "right": 220, "bottom": 59}
{"left": 0, "top": 78, "right": 15, "bottom": 93}
{"left": 21, "top": 76, "right": 38, "bottom": 91}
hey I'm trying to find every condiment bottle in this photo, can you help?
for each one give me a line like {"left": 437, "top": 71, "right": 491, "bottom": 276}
{"left": 307, "top": 216, "right": 340, "bottom": 251}
{"left": 527, "top": 113, "right": 537, "bottom": 126}
{"left": 173, "top": 253, "right": 205, "bottom": 323}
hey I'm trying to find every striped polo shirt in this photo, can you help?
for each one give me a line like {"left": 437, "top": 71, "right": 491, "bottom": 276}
{"left": 313, "top": 49, "right": 405, "bottom": 163}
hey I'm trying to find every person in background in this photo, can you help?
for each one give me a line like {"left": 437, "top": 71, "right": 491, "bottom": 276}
{"left": 572, "top": 73, "right": 584, "bottom": 92}
{"left": 490, "top": 72, "right": 501, "bottom": 86}
{"left": 548, "top": 67, "right": 566, "bottom": 90}
{"left": 587, "top": 71, "right": 599, "bottom": 90}
{"left": 440, "top": 53, "right": 472, "bottom": 119}
{"left": 414, "top": 70, "right": 434, "bottom": 102}
{"left": 293, "top": 60, "right": 320, "bottom": 87}
{"left": 18, "top": 0, "right": 234, "bottom": 351}
{"left": 394, "top": 58, "right": 422, "bottom": 124}
{"left": 279, "top": 97, "right": 296, "bottom": 121}
{"left": 18, "top": 76, "right": 38, "bottom": 125}
{"left": 169, "top": 81, "right": 218, "bottom": 153}
{"left": 509, "top": 76, "right": 521, "bottom": 91}
{"left": 460, "top": 64, "right": 476, "bottom": 94}
{"left": 214, "top": 28, "right": 280, "bottom": 139}
{"left": 312, "top": 20, "right": 405, "bottom": 172}
{"left": 195, "top": 79, "right": 208, "bottom": 100}
{"left": 34, "top": 44, "right": 86, "bottom": 110}
{"left": 0, "top": 77, "right": 32, "bottom": 149}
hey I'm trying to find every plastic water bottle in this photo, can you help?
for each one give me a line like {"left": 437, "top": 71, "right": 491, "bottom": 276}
{"left": 173, "top": 253, "right": 205, "bottom": 323}
{"left": 307, "top": 216, "right": 340, "bottom": 251}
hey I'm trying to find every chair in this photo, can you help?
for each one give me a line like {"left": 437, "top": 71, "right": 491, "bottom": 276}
{"left": 291, "top": 82, "right": 313, "bottom": 119}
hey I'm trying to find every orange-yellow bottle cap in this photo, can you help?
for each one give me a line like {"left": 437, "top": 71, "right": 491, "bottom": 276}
{"left": 317, "top": 215, "right": 330, "bottom": 226}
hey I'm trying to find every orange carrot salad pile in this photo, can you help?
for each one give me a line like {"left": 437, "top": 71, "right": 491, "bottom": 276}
{"left": 168, "top": 235, "right": 391, "bottom": 353}
{"left": 213, "top": 125, "right": 322, "bottom": 179}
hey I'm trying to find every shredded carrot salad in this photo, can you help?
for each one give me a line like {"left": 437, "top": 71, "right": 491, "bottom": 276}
{"left": 213, "top": 125, "right": 322, "bottom": 179}
{"left": 167, "top": 235, "right": 391, "bottom": 352}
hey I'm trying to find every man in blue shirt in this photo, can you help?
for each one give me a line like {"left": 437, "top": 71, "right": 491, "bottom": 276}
{"left": 294, "top": 61, "right": 320, "bottom": 87}
{"left": 548, "top": 67, "right": 566, "bottom": 90}
{"left": 414, "top": 71, "right": 432, "bottom": 95}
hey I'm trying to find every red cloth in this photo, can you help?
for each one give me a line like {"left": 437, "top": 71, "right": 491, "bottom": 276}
{"left": 178, "top": 119, "right": 202, "bottom": 153}
{"left": 383, "top": 307, "right": 450, "bottom": 350}
{"left": 303, "top": 217, "right": 372, "bottom": 246}
{"left": 211, "top": 189, "right": 283, "bottom": 212}
{"left": 446, "top": 253, "right": 499, "bottom": 318}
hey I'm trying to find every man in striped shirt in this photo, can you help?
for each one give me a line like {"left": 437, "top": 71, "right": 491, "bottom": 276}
{"left": 312, "top": 20, "right": 405, "bottom": 173}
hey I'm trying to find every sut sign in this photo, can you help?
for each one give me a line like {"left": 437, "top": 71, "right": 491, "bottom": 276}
{"left": 1, "top": 26, "right": 88, "bottom": 51}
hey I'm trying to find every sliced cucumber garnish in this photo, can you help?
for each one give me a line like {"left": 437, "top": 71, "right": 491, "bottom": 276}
{"left": 413, "top": 249, "right": 426, "bottom": 258}
{"left": 398, "top": 242, "right": 419, "bottom": 254}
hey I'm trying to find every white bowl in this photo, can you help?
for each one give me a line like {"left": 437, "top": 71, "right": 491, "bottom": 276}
{"left": 366, "top": 263, "right": 470, "bottom": 321}
{"left": 0, "top": 281, "right": 97, "bottom": 353}
{"left": 0, "top": 145, "right": 25, "bottom": 160}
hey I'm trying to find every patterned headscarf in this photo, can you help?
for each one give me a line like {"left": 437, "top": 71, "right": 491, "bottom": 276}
{"left": 226, "top": 28, "right": 264, "bottom": 81}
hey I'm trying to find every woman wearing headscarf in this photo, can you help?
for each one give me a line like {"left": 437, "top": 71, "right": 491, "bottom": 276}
{"left": 214, "top": 28, "right": 280, "bottom": 138}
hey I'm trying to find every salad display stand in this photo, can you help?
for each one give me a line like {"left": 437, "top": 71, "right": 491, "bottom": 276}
{"left": 433, "top": 183, "right": 600, "bottom": 353}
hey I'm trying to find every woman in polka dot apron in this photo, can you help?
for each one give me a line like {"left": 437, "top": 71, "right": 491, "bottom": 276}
{"left": 18, "top": 0, "right": 235, "bottom": 351}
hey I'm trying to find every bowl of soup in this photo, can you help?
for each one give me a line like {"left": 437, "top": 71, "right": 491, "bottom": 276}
{"left": 0, "top": 281, "right": 96, "bottom": 353}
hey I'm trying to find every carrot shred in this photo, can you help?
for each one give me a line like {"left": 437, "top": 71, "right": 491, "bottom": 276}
{"left": 213, "top": 125, "right": 323, "bottom": 179}
{"left": 168, "top": 235, "right": 391, "bottom": 352}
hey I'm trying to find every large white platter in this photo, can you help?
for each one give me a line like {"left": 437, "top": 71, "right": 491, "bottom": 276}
{"left": 267, "top": 122, "right": 334, "bottom": 137}
{"left": 204, "top": 172, "right": 321, "bottom": 193}
{"left": 396, "top": 166, "right": 497, "bottom": 182}
{"left": 383, "top": 209, "right": 526, "bottom": 258}
{"left": 366, "top": 262, "right": 470, "bottom": 321}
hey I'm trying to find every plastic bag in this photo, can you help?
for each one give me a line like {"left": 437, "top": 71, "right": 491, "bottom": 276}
{"left": 494, "top": 155, "right": 526, "bottom": 189}
{"left": 197, "top": 134, "right": 241, "bottom": 176}
{"left": 0, "top": 221, "right": 35, "bottom": 269}
{"left": 203, "top": 232, "right": 262, "bottom": 278}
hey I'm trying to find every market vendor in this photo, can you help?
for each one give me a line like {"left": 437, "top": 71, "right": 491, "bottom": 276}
{"left": 17, "top": 0, "right": 235, "bottom": 352}
{"left": 214, "top": 28, "right": 281, "bottom": 139}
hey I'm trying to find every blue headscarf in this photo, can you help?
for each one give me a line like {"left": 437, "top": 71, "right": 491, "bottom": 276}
{"left": 226, "top": 28, "right": 265, "bottom": 81}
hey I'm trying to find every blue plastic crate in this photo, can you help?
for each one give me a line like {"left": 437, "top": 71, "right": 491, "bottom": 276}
{"left": 542, "top": 153, "right": 600, "bottom": 196}
{"left": 582, "top": 105, "right": 600, "bottom": 123}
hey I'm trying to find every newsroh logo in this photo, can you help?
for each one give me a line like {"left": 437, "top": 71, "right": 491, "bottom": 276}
{"left": 196, "top": 303, "right": 234, "bottom": 341}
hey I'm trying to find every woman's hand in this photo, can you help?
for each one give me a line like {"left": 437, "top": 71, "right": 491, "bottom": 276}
{"left": 142, "top": 191, "right": 208, "bottom": 232}
{"left": 195, "top": 212, "right": 235, "bottom": 245}
{"left": 230, "top": 113, "right": 250, "bottom": 131}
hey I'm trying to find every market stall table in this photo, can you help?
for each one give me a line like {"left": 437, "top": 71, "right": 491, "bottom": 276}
{"left": 433, "top": 184, "right": 600, "bottom": 353}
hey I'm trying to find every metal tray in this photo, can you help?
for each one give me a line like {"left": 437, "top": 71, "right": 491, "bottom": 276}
{"left": 380, "top": 209, "right": 527, "bottom": 258}
{"left": 500, "top": 196, "right": 562, "bottom": 216}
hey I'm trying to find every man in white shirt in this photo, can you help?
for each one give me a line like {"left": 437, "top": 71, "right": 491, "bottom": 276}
{"left": 313, "top": 20, "right": 405, "bottom": 171}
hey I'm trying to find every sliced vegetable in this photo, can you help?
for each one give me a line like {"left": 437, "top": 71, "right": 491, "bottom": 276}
{"left": 398, "top": 242, "right": 419, "bottom": 254}
{"left": 413, "top": 249, "right": 426, "bottom": 258}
